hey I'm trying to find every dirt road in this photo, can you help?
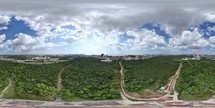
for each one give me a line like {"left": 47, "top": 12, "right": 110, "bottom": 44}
{"left": 119, "top": 61, "right": 182, "bottom": 101}
{"left": 162, "top": 62, "right": 182, "bottom": 98}
{"left": 57, "top": 66, "right": 67, "bottom": 92}
{"left": 0, "top": 78, "right": 12, "bottom": 98}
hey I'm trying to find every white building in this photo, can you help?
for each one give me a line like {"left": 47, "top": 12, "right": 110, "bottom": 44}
{"left": 101, "top": 58, "right": 112, "bottom": 62}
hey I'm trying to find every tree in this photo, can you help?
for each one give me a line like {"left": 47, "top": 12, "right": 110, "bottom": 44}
{"left": 35, "top": 83, "right": 57, "bottom": 97}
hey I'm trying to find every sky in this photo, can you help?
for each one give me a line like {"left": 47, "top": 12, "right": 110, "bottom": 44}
{"left": 1, "top": 0, "right": 215, "bottom": 55}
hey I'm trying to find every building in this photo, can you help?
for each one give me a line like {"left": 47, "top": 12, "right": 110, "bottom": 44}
{"left": 100, "top": 58, "right": 112, "bottom": 62}
{"left": 182, "top": 55, "right": 201, "bottom": 60}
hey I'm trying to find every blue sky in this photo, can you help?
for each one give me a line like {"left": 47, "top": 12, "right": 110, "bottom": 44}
{"left": 0, "top": 17, "right": 37, "bottom": 41}
{"left": 1, "top": 0, "right": 215, "bottom": 55}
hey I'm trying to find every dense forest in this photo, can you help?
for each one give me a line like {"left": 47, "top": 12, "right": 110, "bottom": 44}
{"left": 176, "top": 60, "right": 215, "bottom": 100}
{"left": 0, "top": 58, "right": 120, "bottom": 101}
{"left": 61, "top": 58, "right": 121, "bottom": 101}
{"left": 0, "top": 60, "right": 68, "bottom": 100}
{"left": 122, "top": 56, "right": 180, "bottom": 97}
{"left": 1, "top": 56, "right": 215, "bottom": 101}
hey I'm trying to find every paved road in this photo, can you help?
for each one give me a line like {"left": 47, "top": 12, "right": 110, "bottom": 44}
{"left": 0, "top": 99, "right": 215, "bottom": 107}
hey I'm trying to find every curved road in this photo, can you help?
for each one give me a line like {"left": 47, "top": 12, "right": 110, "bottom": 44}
{"left": 119, "top": 61, "right": 182, "bottom": 101}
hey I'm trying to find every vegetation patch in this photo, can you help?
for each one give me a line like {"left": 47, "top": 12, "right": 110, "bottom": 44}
{"left": 61, "top": 58, "right": 121, "bottom": 100}
{"left": 0, "top": 58, "right": 121, "bottom": 101}
{"left": 122, "top": 56, "right": 180, "bottom": 97}
{"left": 1, "top": 56, "right": 215, "bottom": 101}
{"left": 176, "top": 60, "right": 215, "bottom": 100}
{"left": 0, "top": 60, "right": 68, "bottom": 101}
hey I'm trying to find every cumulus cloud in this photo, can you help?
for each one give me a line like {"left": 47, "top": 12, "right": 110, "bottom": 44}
{"left": 104, "top": 29, "right": 166, "bottom": 51}
{"left": 11, "top": 33, "right": 59, "bottom": 52}
{"left": 203, "top": 12, "right": 215, "bottom": 23}
{"left": 208, "top": 36, "right": 215, "bottom": 43}
{"left": 15, "top": 16, "right": 88, "bottom": 41}
{"left": 0, "top": 34, "right": 6, "bottom": 43}
{"left": 126, "top": 29, "right": 166, "bottom": 49}
{"left": 0, "top": 40, "right": 11, "bottom": 49}
{"left": 0, "top": 0, "right": 212, "bottom": 35}
{"left": 0, "top": 26, "right": 8, "bottom": 31}
{"left": 169, "top": 28, "right": 209, "bottom": 49}
{"left": 0, "top": 15, "right": 10, "bottom": 24}
{"left": 0, "top": 0, "right": 215, "bottom": 54}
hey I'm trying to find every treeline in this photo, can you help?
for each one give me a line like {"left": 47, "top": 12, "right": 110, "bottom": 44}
{"left": 176, "top": 60, "right": 215, "bottom": 100}
{"left": 61, "top": 58, "right": 121, "bottom": 101}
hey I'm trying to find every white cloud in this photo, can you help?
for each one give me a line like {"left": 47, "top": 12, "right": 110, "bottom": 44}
{"left": 106, "top": 29, "right": 167, "bottom": 51}
{"left": 15, "top": 16, "right": 54, "bottom": 37}
{"left": 0, "top": 15, "right": 10, "bottom": 24}
{"left": 202, "top": 12, "right": 215, "bottom": 22}
{"left": 207, "top": 27, "right": 215, "bottom": 32}
{"left": 208, "top": 36, "right": 215, "bottom": 43}
{"left": 0, "top": 40, "right": 11, "bottom": 49}
{"left": 0, "top": 26, "right": 8, "bottom": 31}
{"left": 0, "top": 34, "right": 6, "bottom": 43}
{"left": 210, "top": 44, "right": 215, "bottom": 48}
{"left": 11, "top": 33, "right": 59, "bottom": 52}
{"left": 0, "top": 0, "right": 208, "bottom": 35}
{"left": 15, "top": 16, "right": 88, "bottom": 43}
{"left": 1, "top": 0, "right": 215, "bottom": 54}
{"left": 169, "top": 28, "right": 209, "bottom": 49}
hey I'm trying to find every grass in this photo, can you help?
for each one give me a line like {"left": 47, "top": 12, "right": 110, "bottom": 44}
{"left": 62, "top": 96, "right": 88, "bottom": 101}
{"left": 2, "top": 84, "right": 19, "bottom": 99}
{"left": 2, "top": 83, "right": 56, "bottom": 101}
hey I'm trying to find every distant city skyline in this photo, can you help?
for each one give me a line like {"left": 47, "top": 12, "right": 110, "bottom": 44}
{"left": 1, "top": 0, "right": 215, "bottom": 55}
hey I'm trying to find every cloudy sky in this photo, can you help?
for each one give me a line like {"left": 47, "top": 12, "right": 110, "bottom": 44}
{"left": 1, "top": 0, "right": 215, "bottom": 55}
